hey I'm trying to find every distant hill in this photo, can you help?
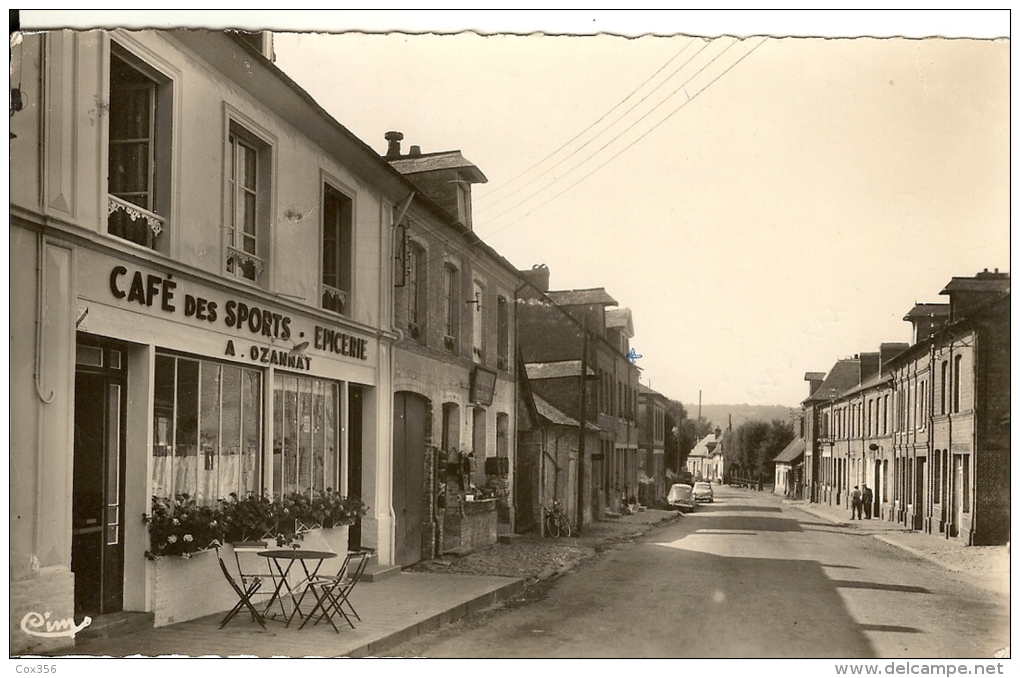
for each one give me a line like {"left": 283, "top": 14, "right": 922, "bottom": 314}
{"left": 691, "top": 404, "right": 798, "bottom": 430}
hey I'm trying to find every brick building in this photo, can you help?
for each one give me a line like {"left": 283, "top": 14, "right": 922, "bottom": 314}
{"left": 802, "top": 271, "right": 1009, "bottom": 545}
{"left": 517, "top": 265, "right": 641, "bottom": 520}
{"left": 637, "top": 384, "right": 668, "bottom": 504}
{"left": 384, "top": 133, "right": 521, "bottom": 564}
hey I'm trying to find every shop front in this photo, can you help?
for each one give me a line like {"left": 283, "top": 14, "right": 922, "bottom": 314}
{"left": 68, "top": 249, "right": 386, "bottom": 628}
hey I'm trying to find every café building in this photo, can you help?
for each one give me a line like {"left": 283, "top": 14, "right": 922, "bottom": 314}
{"left": 10, "top": 29, "right": 407, "bottom": 652}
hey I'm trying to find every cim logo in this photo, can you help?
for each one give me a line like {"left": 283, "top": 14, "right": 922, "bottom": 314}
{"left": 20, "top": 611, "right": 91, "bottom": 639}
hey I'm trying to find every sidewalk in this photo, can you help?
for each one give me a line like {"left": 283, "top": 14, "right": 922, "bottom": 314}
{"left": 52, "top": 572, "right": 524, "bottom": 658}
{"left": 784, "top": 497, "right": 1010, "bottom": 595}
{"left": 47, "top": 510, "right": 680, "bottom": 658}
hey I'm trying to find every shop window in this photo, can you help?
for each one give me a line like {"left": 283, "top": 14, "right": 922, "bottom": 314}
{"left": 406, "top": 243, "right": 425, "bottom": 343}
{"left": 226, "top": 123, "right": 272, "bottom": 283}
{"left": 272, "top": 374, "right": 339, "bottom": 497}
{"left": 496, "top": 295, "right": 509, "bottom": 371}
{"left": 107, "top": 44, "right": 172, "bottom": 251}
{"left": 322, "top": 183, "right": 353, "bottom": 314}
{"left": 152, "top": 354, "right": 262, "bottom": 504}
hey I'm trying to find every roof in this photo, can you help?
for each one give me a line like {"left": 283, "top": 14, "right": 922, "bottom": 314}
{"left": 940, "top": 274, "right": 1009, "bottom": 294}
{"left": 804, "top": 359, "right": 861, "bottom": 404}
{"left": 533, "top": 395, "right": 600, "bottom": 431}
{"left": 388, "top": 150, "right": 488, "bottom": 183}
{"left": 773, "top": 437, "right": 805, "bottom": 464}
{"left": 546, "top": 288, "right": 618, "bottom": 307}
{"left": 525, "top": 361, "right": 596, "bottom": 380}
{"left": 688, "top": 433, "right": 720, "bottom": 459}
{"left": 605, "top": 308, "right": 634, "bottom": 337}
{"left": 841, "top": 370, "right": 893, "bottom": 398}
{"left": 903, "top": 303, "right": 950, "bottom": 321}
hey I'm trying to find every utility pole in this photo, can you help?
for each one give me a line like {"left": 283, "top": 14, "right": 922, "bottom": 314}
{"left": 577, "top": 316, "right": 587, "bottom": 535}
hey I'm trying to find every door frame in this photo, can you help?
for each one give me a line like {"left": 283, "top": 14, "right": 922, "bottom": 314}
{"left": 72, "top": 334, "right": 129, "bottom": 618}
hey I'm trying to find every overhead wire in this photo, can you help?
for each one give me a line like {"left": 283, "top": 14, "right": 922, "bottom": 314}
{"left": 475, "top": 37, "right": 701, "bottom": 206}
{"left": 477, "top": 37, "right": 768, "bottom": 242}
{"left": 394, "top": 37, "right": 767, "bottom": 265}
{"left": 477, "top": 37, "right": 748, "bottom": 232}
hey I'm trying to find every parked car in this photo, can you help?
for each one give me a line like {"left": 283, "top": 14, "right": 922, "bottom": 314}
{"left": 693, "top": 481, "right": 714, "bottom": 503}
{"left": 667, "top": 484, "right": 696, "bottom": 512}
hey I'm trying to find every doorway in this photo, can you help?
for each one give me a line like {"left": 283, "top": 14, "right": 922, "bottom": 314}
{"left": 72, "top": 337, "right": 128, "bottom": 619}
{"left": 347, "top": 385, "right": 363, "bottom": 551}
{"left": 392, "top": 392, "right": 429, "bottom": 567}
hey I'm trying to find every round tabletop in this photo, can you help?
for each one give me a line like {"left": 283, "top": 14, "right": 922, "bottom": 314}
{"left": 258, "top": 549, "right": 338, "bottom": 560}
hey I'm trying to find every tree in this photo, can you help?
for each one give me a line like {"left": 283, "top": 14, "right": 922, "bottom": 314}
{"left": 727, "top": 418, "right": 794, "bottom": 483}
{"left": 664, "top": 398, "right": 713, "bottom": 474}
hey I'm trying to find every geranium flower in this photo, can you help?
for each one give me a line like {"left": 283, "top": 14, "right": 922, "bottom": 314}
{"left": 183, "top": 534, "right": 194, "bottom": 542}
{"left": 167, "top": 535, "right": 178, "bottom": 543}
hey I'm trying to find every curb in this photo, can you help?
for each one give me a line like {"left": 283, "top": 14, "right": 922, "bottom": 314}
{"left": 871, "top": 535, "right": 959, "bottom": 572}
{"left": 351, "top": 577, "right": 527, "bottom": 657}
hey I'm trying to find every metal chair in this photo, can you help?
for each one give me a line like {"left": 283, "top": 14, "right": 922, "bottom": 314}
{"left": 298, "top": 548, "right": 374, "bottom": 632}
{"left": 216, "top": 548, "right": 266, "bottom": 629}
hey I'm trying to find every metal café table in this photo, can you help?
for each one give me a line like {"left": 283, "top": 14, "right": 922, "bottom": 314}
{"left": 258, "top": 548, "right": 338, "bottom": 627}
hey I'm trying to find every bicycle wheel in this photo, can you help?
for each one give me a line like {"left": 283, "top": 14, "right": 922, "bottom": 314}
{"left": 559, "top": 516, "right": 572, "bottom": 538}
{"left": 545, "top": 514, "right": 560, "bottom": 538}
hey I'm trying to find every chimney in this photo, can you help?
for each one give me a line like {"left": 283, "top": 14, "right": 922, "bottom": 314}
{"left": 804, "top": 372, "right": 825, "bottom": 398}
{"left": 941, "top": 270, "right": 1010, "bottom": 322}
{"left": 714, "top": 427, "right": 722, "bottom": 439}
{"left": 409, "top": 145, "right": 422, "bottom": 157}
{"left": 384, "top": 131, "right": 404, "bottom": 159}
{"left": 879, "top": 342, "right": 909, "bottom": 372}
{"left": 859, "top": 352, "right": 880, "bottom": 382}
{"left": 520, "top": 263, "right": 551, "bottom": 292}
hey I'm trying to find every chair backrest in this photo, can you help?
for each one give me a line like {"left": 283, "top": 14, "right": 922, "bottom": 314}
{"left": 218, "top": 553, "right": 242, "bottom": 591}
{"left": 232, "top": 541, "right": 268, "bottom": 583}
{"left": 344, "top": 548, "right": 374, "bottom": 589}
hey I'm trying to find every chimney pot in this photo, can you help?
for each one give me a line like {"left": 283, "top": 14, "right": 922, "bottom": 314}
{"left": 384, "top": 131, "right": 404, "bottom": 158}
{"left": 409, "top": 144, "right": 422, "bottom": 157}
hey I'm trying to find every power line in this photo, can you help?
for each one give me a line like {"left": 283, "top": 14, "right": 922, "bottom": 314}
{"left": 478, "top": 37, "right": 747, "bottom": 231}
{"left": 475, "top": 38, "right": 710, "bottom": 214}
{"left": 479, "top": 37, "right": 768, "bottom": 240}
{"left": 475, "top": 37, "right": 700, "bottom": 206}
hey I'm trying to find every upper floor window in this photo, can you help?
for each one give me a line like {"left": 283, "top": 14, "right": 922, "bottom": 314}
{"left": 496, "top": 295, "right": 509, "bottom": 371}
{"left": 952, "top": 355, "right": 962, "bottom": 413}
{"left": 442, "top": 264, "right": 459, "bottom": 354}
{"left": 406, "top": 243, "right": 425, "bottom": 343}
{"left": 107, "top": 46, "right": 172, "bottom": 251}
{"left": 471, "top": 280, "right": 484, "bottom": 362}
{"left": 940, "top": 361, "right": 949, "bottom": 415}
{"left": 226, "top": 124, "right": 272, "bottom": 283}
{"left": 322, "top": 183, "right": 353, "bottom": 314}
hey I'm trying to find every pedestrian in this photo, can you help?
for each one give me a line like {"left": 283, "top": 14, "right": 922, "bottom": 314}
{"left": 850, "top": 485, "right": 863, "bottom": 520}
{"left": 862, "top": 484, "right": 873, "bottom": 520}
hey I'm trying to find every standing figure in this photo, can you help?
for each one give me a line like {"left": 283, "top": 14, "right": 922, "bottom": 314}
{"left": 850, "top": 485, "right": 863, "bottom": 520}
{"left": 862, "top": 484, "right": 874, "bottom": 520}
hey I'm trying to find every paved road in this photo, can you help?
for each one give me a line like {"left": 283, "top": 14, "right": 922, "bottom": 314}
{"left": 389, "top": 485, "right": 1009, "bottom": 658}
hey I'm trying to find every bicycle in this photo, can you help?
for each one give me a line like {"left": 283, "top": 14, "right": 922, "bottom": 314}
{"left": 544, "top": 500, "right": 572, "bottom": 538}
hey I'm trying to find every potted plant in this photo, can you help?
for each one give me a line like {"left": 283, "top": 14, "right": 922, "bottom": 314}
{"left": 142, "top": 494, "right": 224, "bottom": 559}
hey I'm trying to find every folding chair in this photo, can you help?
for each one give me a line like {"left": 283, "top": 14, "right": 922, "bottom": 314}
{"left": 298, "top": 548, "right": 374, "bottom": 632}
{"left": 217, "top": 550, "right": 266, "bottom": 629}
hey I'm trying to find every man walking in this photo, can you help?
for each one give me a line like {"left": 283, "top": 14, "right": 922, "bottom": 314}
{"left": 850, "top": 485, "right": 863, "bottom": 520}
{"left": 862, "top": 484, "right": 874, "bottom": 520}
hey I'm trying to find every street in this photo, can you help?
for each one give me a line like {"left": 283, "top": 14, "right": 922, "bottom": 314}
{"left": 389, "top": 485, "right": 1009, "bottom": 658}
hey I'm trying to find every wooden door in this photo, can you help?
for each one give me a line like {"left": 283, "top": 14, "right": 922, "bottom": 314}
{"left": 392, "top": 392, "right": 428, "bottom": 567}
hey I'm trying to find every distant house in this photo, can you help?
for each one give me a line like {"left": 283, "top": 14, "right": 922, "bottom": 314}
{"left": 773, "top": 437, "right": 805, "bottom": 498}
{"left": 686, "top": 428, "right": 726, "bottom": 483}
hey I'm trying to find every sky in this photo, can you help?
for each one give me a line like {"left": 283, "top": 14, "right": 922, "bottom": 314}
{"left": 21, "top": 12, "right": 1011, "bottom": 408}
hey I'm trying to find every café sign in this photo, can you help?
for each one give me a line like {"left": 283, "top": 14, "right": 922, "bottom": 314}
{"left": 107, "top": 265, "right": 370, "bottom": 363}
